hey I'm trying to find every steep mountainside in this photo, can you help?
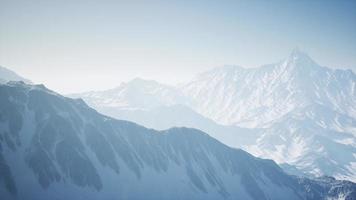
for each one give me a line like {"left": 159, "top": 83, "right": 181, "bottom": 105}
{"left": 181, "top": 49, "right": 356, "bottom": 181}
{"left": 1, "top": 82, "right": 355, "bottom": 200}
{"left": 182, "top": 49, "right": 356, "bottom": 128}
{"left": 71, "top": 49, "right": 356, "bottom": 182}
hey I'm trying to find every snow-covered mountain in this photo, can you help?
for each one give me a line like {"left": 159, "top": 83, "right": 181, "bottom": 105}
{"left": 182, "top": 49, "right": 356, "bottom": 181}
{"left": 72, "top": 49, "right": 356, "bottom": 182}
{"left": 0, "top": 66, "right": 31, "bottom": 84}
{"left": 71, "top": 78, "right": 189, "bottom": 111}
{"left": 71, "top": 80, "right": 258, "bottom": 149}
{"left": 3, "top": 82, "right": 355, "bottom": 199}
{"left": 182, "top": 49, "right": 356, "bottom": 128}
{"left": 95, "top": 104, "right": 260, "bottom": 148}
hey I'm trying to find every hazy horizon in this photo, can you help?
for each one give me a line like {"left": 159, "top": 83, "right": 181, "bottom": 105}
{"left": 1, "top": 1, "right": 356, "bottom": 199}
{"left": 1, "top": 0, "right": 356, "bottom": 93}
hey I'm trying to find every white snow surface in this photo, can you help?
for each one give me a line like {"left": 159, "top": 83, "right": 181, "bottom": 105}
{"left": 71, "top": 49, "right": 356, "bottom": 182}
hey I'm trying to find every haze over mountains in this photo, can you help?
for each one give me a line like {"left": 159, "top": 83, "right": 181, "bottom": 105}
{"left": 0, "top": 49, "right": 355, "bottom": 199}
{"left": 72, "top": 49, "right": 356, "bottom": 182}
{"left": 1, "top": 81, "right": 355, "bottom": 200}
{"left": 0, "top": 66, "right": 32, "bottom": 84}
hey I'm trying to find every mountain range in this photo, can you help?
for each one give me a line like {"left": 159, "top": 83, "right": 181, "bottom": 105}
{"left": 1, "top": 81, "right": 355, "bottom": 199}
{"left": 72, "top": 49, "right": 356, "bottom": 182}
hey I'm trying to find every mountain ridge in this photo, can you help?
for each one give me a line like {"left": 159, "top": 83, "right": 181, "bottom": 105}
{"left": 71, "top": 50, "right": 356, "bottom": 182}
{"left": 1, "top": 81, "right": 356, "bottom": 199}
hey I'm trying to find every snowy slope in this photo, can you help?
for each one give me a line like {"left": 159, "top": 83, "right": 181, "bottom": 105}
{"left": 1, "top": 82, "right": 355, "bottom": 200}
{"left": 71, "top": 49, "right": 356, "bottom": 182}
{"left": 182, "top": 49, "right": 356, "bottom": 128}
{"left": 70, "top": 78, "right": 189, "bottom": 111}
{"left": 181, "top": 49, "right": 356, "bottom": 182}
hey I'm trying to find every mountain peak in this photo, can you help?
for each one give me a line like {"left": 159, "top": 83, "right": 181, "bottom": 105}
{"left": 281, "top": 48, "right": 319, "bottom": 71}
{"left": 129, "top": 77, "right": 159, "bottom": 85}
{"left": 115, "top": 78, "right": 162, "bottom": 90}
{"left": 291, "top": 47, "right": 302, "bottom": 54}
{"left": 288, "top": 47, "right": 312, "bottom": 61}
{"left": 2, "top": 81, "right": 355, "bottom": 199}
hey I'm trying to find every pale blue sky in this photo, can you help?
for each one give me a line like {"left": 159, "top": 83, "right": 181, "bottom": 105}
{"left": 1, "top": 0, "right": 355, "bottom": 93}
